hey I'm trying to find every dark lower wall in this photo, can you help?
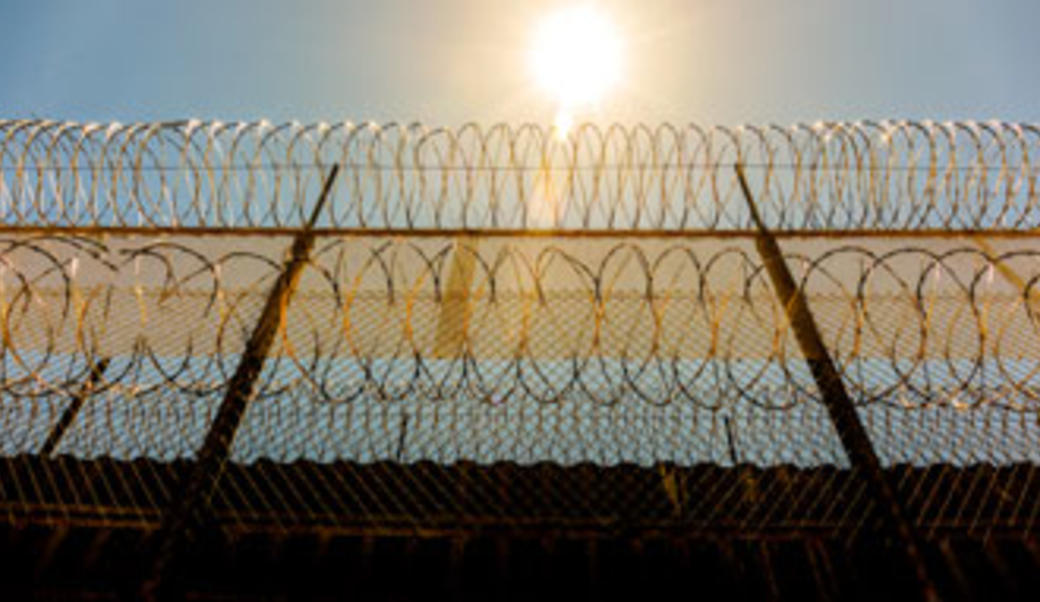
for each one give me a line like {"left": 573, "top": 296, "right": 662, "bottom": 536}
{"left": 3, "top": 522, "right": 1038, "bottom": 601}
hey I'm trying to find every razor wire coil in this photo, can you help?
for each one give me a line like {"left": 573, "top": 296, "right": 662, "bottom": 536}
{"left": 2, "top": 119, "right": 1039, "bottom": 230}
{"left": 1, "top": 234, "right": 1039, "bottom": 415}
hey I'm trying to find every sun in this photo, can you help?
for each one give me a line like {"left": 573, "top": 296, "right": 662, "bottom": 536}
{"left": 530, "top": 5, "right": 623, "bottom": 112}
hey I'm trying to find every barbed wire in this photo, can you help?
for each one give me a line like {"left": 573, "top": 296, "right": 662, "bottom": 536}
{"left": 4, "top": 120, "right": 1040, "bottom": 544}
{"left": 2, "top": 119, "right": 1039, "bottom": 230}
{"left": 0, "top": 234, "right": 1039, "bottom": 468}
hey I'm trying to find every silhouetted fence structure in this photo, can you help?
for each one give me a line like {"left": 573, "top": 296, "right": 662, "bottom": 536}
{"left": 3, "top": 120, "right": 1040, "bottom": 599}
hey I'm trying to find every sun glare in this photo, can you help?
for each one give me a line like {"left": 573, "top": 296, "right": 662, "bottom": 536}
{"left": 530, "top": 5, "right": 622, "bottom": 121}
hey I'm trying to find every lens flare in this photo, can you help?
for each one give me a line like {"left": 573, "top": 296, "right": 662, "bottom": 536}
{"left": 553, "top": 109, "right": 574, "bottom": 139}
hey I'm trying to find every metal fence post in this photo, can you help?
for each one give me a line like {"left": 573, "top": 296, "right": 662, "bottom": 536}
{"left": 40, "top": 357, "right": 109, "bottom": 456}
{"left": 139, "top": 165, "right": 340, "bottom": 600}
{"left": 734, "top": 164, "right": 939, "bottom": 601}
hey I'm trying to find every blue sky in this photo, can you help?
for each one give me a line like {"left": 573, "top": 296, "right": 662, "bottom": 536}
{"left": 1, "top": 0, "right": 1039, "bottom": 126}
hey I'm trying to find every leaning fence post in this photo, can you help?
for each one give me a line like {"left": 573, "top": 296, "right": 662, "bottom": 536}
{"left": 733, "top": 163, "right": 939, "bottom": 602}
{"left": 139, "top": 165, "right": 340, "bottom": 600}
{"left": 40, "top": 357, "right": 109, "bottom": 456}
